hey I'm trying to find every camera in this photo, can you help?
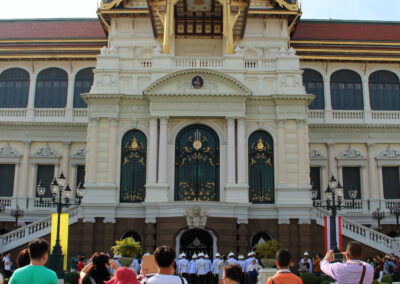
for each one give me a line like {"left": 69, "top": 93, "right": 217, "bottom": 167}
{"left": 333, "top": 253, "right": 345, "bottom": 261}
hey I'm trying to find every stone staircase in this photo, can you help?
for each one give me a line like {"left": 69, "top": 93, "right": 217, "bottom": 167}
{"left": 313, "top": 208, "right": 400, "bottom": 254}
{"left": 0, "top": 207, "right": 81, "bottom": 254}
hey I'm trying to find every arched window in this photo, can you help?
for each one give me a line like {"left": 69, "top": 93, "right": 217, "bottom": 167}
{"left": 35, "top": 68, "right": 68, "bottom": 108}
{"left": 120, "top": 231, "right": 142, "bottom": 242}
{"left": 330, "top": 70, "right": 363, "bottom": 110}
{"left": 175, "top": 125, "right": 220, "bottom": 201}
{"left": 369, "top": 70, "right": 400, "bottom": 110}
{"left": 248, "top": 131, "right": 274, "bottom": 203}
{"left": 251, "top": 232, "right": 272, "bottom": 249}
{"left": 0, "top": 68, "right": 29, "bottom": 108}
{"left": 303, "top": 69, "right": 324, "bottom": 109}
{"left": 120, "top": 130, "right": 147, "bottom": 202}
{"left": 74, "top": 68, "right": 94, "bottom": 108}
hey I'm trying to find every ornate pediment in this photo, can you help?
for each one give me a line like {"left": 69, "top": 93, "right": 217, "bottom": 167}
{"left": 101, "top": 0, "right": 147, "bottom": 9}
{"left": 377, "top": 145, "right": 400, "bottom": 160}
{"left": 144, "top": 69, "right": 252, "bottom": 97}
{"left": 32, "top": 144, "right": 61, "bottom": 158}
{"left": 336, "top": 145, "right": 365, "bottom": 160}
{"left": 309, "top": 147, "right": 326, "bottom": 160}
{"left": 0, "top": 143, "right": 21, "bottom": 158}
{"left": 184, "top": 206, "right": 209, "bottom": 228}
{"left": 72, "top": 148, "right": 86, "bottom": 159}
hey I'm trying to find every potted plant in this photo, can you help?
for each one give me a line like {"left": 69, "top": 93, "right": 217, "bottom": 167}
{"left": 255, "top": 240, "right": 280, "bottom": 268}
{"left": 111, "top": 238, "right": 142, "bottom": 267}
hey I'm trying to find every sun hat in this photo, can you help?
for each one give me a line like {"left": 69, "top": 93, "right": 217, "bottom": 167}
{"left": 105, "top": 267, "right": 140, "bottom": 284}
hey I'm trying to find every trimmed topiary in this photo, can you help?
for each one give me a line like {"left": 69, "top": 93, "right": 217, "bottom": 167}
{"left": 381, "top": 275, "right": 393, "bottom": 284}
{"left": 64, "top": 272, "right": 80, "bottom": 284}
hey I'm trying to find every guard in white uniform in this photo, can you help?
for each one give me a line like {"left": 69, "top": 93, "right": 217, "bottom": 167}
{"left": 188, "top": 253, "right": 198, "bottom": 284}
{"left": 227, "top": 252, "right": 238, "bottom": 265}
{"left": 177, "top": 252, "right": 190, "bottom": 281}
{"left": 196, "top": 252, "right": 208, "bottom": 284}
{"left": 212, "top": 253, "right": 222, "bottom": 284}
{"left": 204, "top": 254, "right": 212, "bottom": 283}
{"left": 237, "top": 255, "right": 246, "bottom": 284}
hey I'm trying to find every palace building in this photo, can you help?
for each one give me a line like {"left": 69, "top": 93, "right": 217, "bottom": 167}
{"left": 1, "top": 0, "right": 400, "bottom": 261}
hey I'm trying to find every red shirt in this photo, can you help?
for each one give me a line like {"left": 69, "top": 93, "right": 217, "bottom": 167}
{"left": 78, "top": 261, "right": 84, "bottom": 272}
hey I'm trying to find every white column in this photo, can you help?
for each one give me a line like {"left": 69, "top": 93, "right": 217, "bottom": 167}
{"left": 158, "top": 117, "right": 168, "bottom": 185}
{"left": 107, "top": 118, "right": 118, "bottom": 184}
{"left": 320, "top": 165, "right": 328, "bottom": 200}
{"left": 226, "top": 117, "right": 236, "bottom": 185}
{"left": 367, "top": 143, "right": 377, "bottom": 198}
{"left": 297, "top": 120, "right": 307, "bottom": 185}
{"left": 20, "top": 141, "right": 31, "bottom": 197}
{"left": 324, "top": 77, "right": 332, "bottom": 111}
{"left": 326, "top": 143, "right": 335, "bottom": 178}
{"left": 363, "top": 78, "right": 371, "bottom": 111}
{"left": 237, "top": 117, "right": 246, "bottom": 184}
{"left": 377, "top": 166, "right": 384, "bottom": 202}
{"left": 148, "top": 117, "right": 158, "bottom": 184}
{"left": 12, "top": 162, "right": 20, "bottom": 197}
{"left": 62, "top": 142, "right": 71, "bottom": 178}
{"left": 70, "top": 164, "right": 78, "bottom": 196}
{"left": 27, "top": 75, "right": 36, "bottom": 119}
{"left": 87, "top": 118, "right": 99, "bottom": 184}
{"left": 337, "top": 165, "right": 342, "bottom": 186}
{"left": 66, "top": 75, "right": 75, "bottom": 109}
{"left": 277, "top": 120, "right": 286, "bottom": 185}
{"left": 29, "top": 162, "right": 38, "bottom": 198}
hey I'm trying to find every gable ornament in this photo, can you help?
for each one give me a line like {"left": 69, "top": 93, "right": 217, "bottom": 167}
{"left": 32, "top": 144, "right": 61, "bottom": 158}
{"left": 336, "top": 145, "right": 365, "bottom": 160}
{"left": 0, "top": 143, "right": 21, "bottom": 158}
{"left": 72, "top": 148, "right": 86, "bottom": 159}
{"left": 309, "top": 147, "right": 326, "bottom": 160}
{"left": 377, "top": 145, "right": 400, "bottom": 160}
{"left": 184, "top": 206, "right": 208, "bottom": 228}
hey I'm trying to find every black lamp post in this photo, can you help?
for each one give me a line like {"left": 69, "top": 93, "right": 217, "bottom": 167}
{"left": 10, "top": 205, "right": 24, "bottom": 228}
{"left": 36, "top": 173, "right": 84, "bottom": 279}
{"left": 372, "top": 208, "right": 386, "bottom": 233}
{"left": 310, "top": 174, "right": 358, "bottom": 252}
{"left": 389, "top": 203, "right": 400, "bottom": 235}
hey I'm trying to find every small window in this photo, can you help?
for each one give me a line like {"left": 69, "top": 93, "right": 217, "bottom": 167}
{"left": 0, "top": 164, "right": 15, "bottom": 197}
{"left": 310, "top": 167, "right": 321, "bottom": 200}
{"left": 36, "top": 165, "right": 55, "bottom": 198}
{"left": 383, "top": 167, "right": 400, "bottom": 199}
{"left": 342, "top": 167, "right": 361, "bottom": 199}
{"left": 76, "top": 165, "right": 85, "bottom": 187}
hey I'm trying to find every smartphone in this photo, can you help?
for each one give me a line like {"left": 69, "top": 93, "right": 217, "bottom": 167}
{"left": 333, "top": 253, "right": 345, "bottom": 261}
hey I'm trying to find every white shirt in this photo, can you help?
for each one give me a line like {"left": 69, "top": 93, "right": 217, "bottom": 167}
{"left": 196, "top": 258, "right": 208, "bottom": 275}
{"left": 145, "top": 273, "right": 188, "bottom": 284}
{"left": 3, "top": 256, "right": 11, "bottom": 271}
{"left": 247, "top": 263, "right": 260, "bottom": 272}
{"left": 237, "top": 260, "right": 246, "bottom": 272}
{"left": 212, "top": 258, "right": 222, "bottom": 275}
{"left": 320, "top": 259, "right": 374, "bottom": 284}
{"left": 300, "top": 258, "right": 313, "bottom": 273}
{"left": 189, "top": 260, "right": 197, "bottom": 274}
{"left": 177, "top": 258, "right": 189, "bottom": 274}
{"left": 227, "top": 258, "right": 237, "bottom": 265}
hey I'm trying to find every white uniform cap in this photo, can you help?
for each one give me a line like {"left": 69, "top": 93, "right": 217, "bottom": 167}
{"left": 192, "top": 253, "right": 197, "bottom": 258}
{"left": 304, "top": 251, "right": 309, "bottom": 256}
{"left": 198, "top": 252, "right": 205, "bottom": 257}
{"left": 179, "top": 253, "right": 184, "bottom": 258}
{"left": 181, "top": 252, "right": 186, "bottom": 257}
{"left": 247, "top": 252, "right": 252, "bottom": 257}
{"left": 144, "top": 252, "right": 150, "bottom": 256}
{"left": 114, "top": 254, "right": 122, "bottom": 258}
{"left": 238, "top": 255, "right": 244, "bottom": 260}
{"left": 215, "top": 253, "right": 221, "bottom": 257}
{"left": 205, "top": 254, "right": 209, "bottom": 258}
{"left": 228, "top": 252, "right": 235, "bottom": 257}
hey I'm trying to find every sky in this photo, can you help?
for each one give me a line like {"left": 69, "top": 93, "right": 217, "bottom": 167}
{"left": 0, "top": 0, "right": 399, "bottom": 21}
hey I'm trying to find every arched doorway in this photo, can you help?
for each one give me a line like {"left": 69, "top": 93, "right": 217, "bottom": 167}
{"left": 175, "top": 124, "right": 220, "bottom": 201}
{"left": 251, "top": 232, "right": 272, "bottom": 250}
{"left": 120, "top": 231, "right": 142, "bottom": 243}
{"left": 176, "top": 228, "right": 216, "bottom": 259}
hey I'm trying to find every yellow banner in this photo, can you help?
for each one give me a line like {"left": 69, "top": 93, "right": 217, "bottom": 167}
{"left": 51, "top": 213, "right": 69, "bottom": 271}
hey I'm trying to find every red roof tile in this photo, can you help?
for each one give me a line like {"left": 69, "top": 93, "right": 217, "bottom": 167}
{"left": 0, "top": 19, "right": 106, "bottom": 40}
{"left": 293, "top": 21, "right": 400, "bottom": 42}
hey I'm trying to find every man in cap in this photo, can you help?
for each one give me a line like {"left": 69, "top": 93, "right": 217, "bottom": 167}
{"left": 196, "top": 252, "right": 208, "bottom": 284}
{"left": 212, "top": 253, "right": 222, "bottom": 284}
{"left": 204, "top": 254, "right": 212, "bottom": 283}
{"left": 244, "top": 252, "right": 258, "bottom": 272}
{"left": 177, "top": 252, "right": 190, "bottom": 281}
{"left": 300, "top": 251, "right": 313, "bottom": 273}
{"left": 189, "top": 253, "right": 198, "bottom": 284}
{"left": 237, "top": 255, "right": 246, "bottom": 284}
{"left": 227, "top": 252, "right": 238, "bottom": 265}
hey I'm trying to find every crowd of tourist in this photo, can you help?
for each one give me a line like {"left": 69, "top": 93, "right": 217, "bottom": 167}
{"left": 1, "top": 238, "right": 399, "bottom": 284}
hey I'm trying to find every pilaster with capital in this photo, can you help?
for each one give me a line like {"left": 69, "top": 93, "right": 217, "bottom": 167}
{"left": 326, "top": 143, "right": 335, "bottom": 178}
{"left": 226, "top": 117, "right": 236, "bottom": 185}
{"left": 158, "top": 116, "right": 169, "bottom": 185}
{"left": 62, "top": 142, "right": 71, "bottom": 178}
{"left": 107, "top": 117, "right": 118, "bottom": 184}
{"left": 297, "top": 120, "right": 307, "bottom": 185}
{"left": 367, "top": 143, "right": 378, "bottom": 199}
{"left": 237, "top": 117, "right": 246, "bottom": 184}
{"left": 20, "top": 141, "right": 31, "bottom": 197}
{"left": 277, "top": 120, "right": 286, "bottom": 185}
{"left": 148, "top": 117, "right": 158, "bottom": 184}
{"left": 87, "top": 118, "right": 99, "bottom": 184}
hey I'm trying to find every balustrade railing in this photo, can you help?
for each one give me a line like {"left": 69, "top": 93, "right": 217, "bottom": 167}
{"left": 35, "top": 109, "right": 66, "bottom": 118}
{"left": 385, "top": 199, "right": 400, "bottom": 209}
{"left": 308, "top": 110, "right": 400, "bottom": 124}
{"left": 244, "top": 58, "right": 275, "bottom": 70}
{"left": 0, "top": 109, "right": 27, "bottom": 118}
{"left": 174, "top": 57, "right": 224, "bottom": 68}
{"left": 33, "top": 198, "right": 53, "bottom": 209}
{"left": 372, "top": 111, "right": 400, "bottom": 120}
{"left": 0, "top": 197, "right": 12, "bottom": 207}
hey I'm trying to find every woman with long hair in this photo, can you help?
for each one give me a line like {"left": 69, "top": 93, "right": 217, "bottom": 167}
{"left": 82, "top": 253, "right": 117, "bottom": 284}
{"left": 16, "top": 249, "right": 30, "bottom": 268}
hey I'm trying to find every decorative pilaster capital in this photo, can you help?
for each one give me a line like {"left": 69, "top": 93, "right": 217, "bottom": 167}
{"left": 109, "top": 117, "right": 118, "bottom": 127}
{"left": 276, "top": 119, "right": 286, "bottom": 128}
{"left": 103, "top": 218, "right": 116, "bottom": 224}
{"left": 149, "top": 117, "right": 158, "bottom": 126}
{"left": 159, "top": 116, "right": 169, "bottom": 125}
{"left": 90, "top": 117, "right": 100, "bottom": 126}
{"left": 83, "top": 217, "right": 96, "bottom": 223}
{"left": 326, "top": 142, "right": 334, "bottom": 150}
{"left": 296, "top": 119, "right": 306, "bottom": 128}
{"left": 23, "top": 141, "right": 32, "bottom": 147}
{"left": 367, "top": 143, "right": 375, "bottom": 151}
{"left": 298, "top": 218, "right": 311, "bottom": 225}
{"left": 237, "top": 117, "right": 245, "bottom": 126}
{"left": 226, "top": 116, "right": 235, "bottom": 126}
{"left": 63, "top": 141, "right": 72, "bottom": 148}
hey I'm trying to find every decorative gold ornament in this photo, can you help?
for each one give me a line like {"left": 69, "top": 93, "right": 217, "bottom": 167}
{"left": 130, "top": 136, "right": 139, "bottom": 150}
{"left": 256, "top": 137, "right": 265, "bottom": 151}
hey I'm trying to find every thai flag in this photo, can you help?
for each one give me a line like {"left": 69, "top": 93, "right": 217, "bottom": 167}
{"left": 324, "top": 216, "right": 342, "bottom": 252}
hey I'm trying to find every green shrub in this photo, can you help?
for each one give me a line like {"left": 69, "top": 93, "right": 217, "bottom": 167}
{"left": 64, "top": 272, "right": 80, "bottom": 284}
{"left": 320, "top": 281, "right": 331, "bottom": 284}
{"left": 255, "top": 240, "right": 280, "bottom": 258}
{"left": 300, "top": 272, "right": 323, "bottom": 284}
{"left": 111, "top": 238, "right": 142, "bottom": 257}
{"left": 372, "top": 280, "right": 380, "bottom": 284}
{"left": 381, "top": 275, "right": 393, "bottom": 284}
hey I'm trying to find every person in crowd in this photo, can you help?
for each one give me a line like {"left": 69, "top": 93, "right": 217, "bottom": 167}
{"left": 143, "top": 246, "right": 188, "bottom": 284}
{"left": 176, "top": 253, "right": 189, "bottom": 281}
{"left": 16, "top": 249, "right": 30, "bottom": 268}
{"left": 212, "top": 253, "right": 222, "bottom": 284}
{"left": 105, "top": 267, "right": 140, "bottom": 284}
{"left": 236, "top": 255, "right": 245, "bottom": 284}
{"left": 365, "top": 257, "right": 374, "bottom": 268}
{"left": 2, "top": 252, "right": 12, "bottom": 279}
{"left": 246, "top": 258, "right": 260, "bottom": 284}
{"left": 70, "top": 255, "right": 78, "bottom": 272}
{"left": 320, "top": 241, "right": 373, "bottom": 284}
{"left": 9, "top": 238, "right": 58, "bottom": 284}
{"left": 188, "top": 253, "right": 197, "bottom": 284}
{"left": 196, "top": 252, "right": 208, "bottom": 284}
{"left": 267, "top": 249, "right": 302, "bottom": 284}
{"left": 312, "top": 253, "right": 322, "bottom": 276}
{"left": 78, "top": 255, "right": 86, "bottom": 272}
{"left": 129, "top": 257, "right": 140, "bottom": 275}
{"left": 299, "top": 252, "right": 312, "bottom": 274}
{"left": 221, "top": 264, "right": 242, "bottom": 284}
{"left": 81, "top": 253, "right": 117, "bottom": 284}
{"left": 227, "top": 252, "right": 237, "bottom": 265}
{"left": 218, "top": 256, "right": 228, "bottom": 284}
{"left": 384, "top": 255, "right": 396, "bottom": 277}
{"left": 204, "top": 254, "right": 212, "bottom": 282}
